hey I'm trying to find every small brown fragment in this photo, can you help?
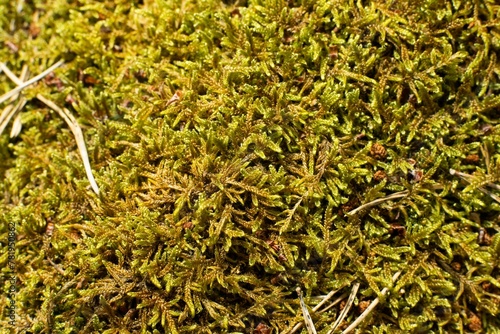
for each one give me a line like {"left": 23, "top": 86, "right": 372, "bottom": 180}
{"left": 66, "top": 94, "right": 77, "bottom": 105}
{"left": 29, "top": 23, "right": 41, "bottom": 38}
{"left": 389, "top": 223, "right": 406, "bottom": 237}
{"left": 329, "top": 45, "right": 339, "bottom": 59}
{"left": 481, "top": 124, "right": 493, "bottom": 134}
{"left": 373, "top": 170, "right": 387, "bottom": 182}
{"left": 370, "top": 143, "right": 387, "bottom": 160}
{"left": 339, "top": 198, "right": 360, "bottom": 215}
{"left": 469, "top": 213, "right": 481, "bottom": 224}
{"left": 270, "top": 274, "right": 282, "bottom": 285}
{"left": 253, "top": 322, "right": 271, "bottom": 334}
{"left": 182, "top": 221, "right": 193, "bottom": 230}
{"left": 465, "top": 154, "right": 480, "bottom": 164}
{"left": 477, "top": 228, "right": 491, "bottom": 245}
{"left": 166, "top": 90, "right": 183, "bottom": 107}
{"left": 44, "top": 72, "right": 64, "bottom": 90}
{"left": 354, "top": 133, "right": 366, "bottom": 140}
{"left": 451, "top": 261, "right": 461, "bottom": 272}
{"left": 5, "top": 41, "right": 19, "bottom": 53}
{"left": 410, "top": 169, "right": 423, "bottom": 182}
{"left": 76, "top": 277, "right": 85, "bottom": 289}
{"left": 230, "top": 8, "right": 241, "bottom": 17}
{"left": 78, "top": 69, "right": 101, "bottom": 86}
{"left": 481, "top": 282, "right": 492, "bottom": 292}
{"left": 83, "top": 75, "right": 100, "bottom": 85}
{"left": 266, "top": 240, "right": 280, "bottom": 252}
{"left": 467, "top": 312, "right": 482, "bottom": 332}
{"left": 45, "top": 218, "right": 55, "bottom": 237}
{"left": 358, "top": 300, "right": 370, "bottom": 313}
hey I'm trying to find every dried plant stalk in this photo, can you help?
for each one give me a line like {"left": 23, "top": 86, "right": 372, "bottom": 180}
{"left": 0, "top": 64, "right": 29, "bottom": 136}
{"left": 288, "top": 289, "right": 340, "bottom": 334}
{"left": 347, "top": 191, "right": 409, "bottom": 216}
{"left": 0, "top": 97, "right": 27, "bottom": 136}
{"left": 317, "top": 292, "right": 349, "bottom": 314}
{"left": 450, "top": 169, "right": 500, "bottom": 203}
{"left": 0, "top": 60, "right": 64, "bottom": 104}
{"left": 36, "top": 94, "right": 100, "bottom": 195}
{"left": 327, "top": 283, "right": 360, "bottom": 334}
{"left": 341, "top": 271, "right": 402, "bottom": 334}
{"left": 296, "top": 287, "right": 318, "bottom": 334}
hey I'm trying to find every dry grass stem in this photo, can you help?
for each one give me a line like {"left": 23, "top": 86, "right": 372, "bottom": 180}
{"left": 341, "top": 271, "right": 402, "bottom": 334}
{"left": 36, "top": 94, "right": 100, "bottom": 195}
{"left": 450, "top": 169, "right": 500, "bottom": 203}
{"left": 0, "top": 65, "right": 29, "bottom": 136}
{"left": 327, "top": 283, "right": 360, "bottom": 334}
{"left": 10, "top": 113, "right": 23, "bottom": 138}
{"left": 317, "top": 292, "right": 349, "bottom": 314}
{"left": 476, "top": 187, "right": 500, "bottom": 204}
{"left": 0, "top": 60, "right": 64, "bottom": 105}
{"left": 47, "top": 258, "right": 66, "bottom": 276}
{"left": 296, "top": 287, "right": 318, "bottom": 334}
{"left": 449, "top": 169, "right": 500, "bottom": 191}
{"left": 0, "top": 63, "right": 26, "bottom": 85}
{"left": 0, "top": 97, "right": 27, "bottom": 136}
{"left": 288, "top": 289, "right": 341, "bottom": 334}
{"left": 347, "top": 191, "right": 409, "bottom": 216}
{"left": 313, "top": 289, "right": 341, "bottom": 313}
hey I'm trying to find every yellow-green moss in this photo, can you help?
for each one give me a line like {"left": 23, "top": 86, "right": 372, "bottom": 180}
{"left": 1, "top": 0, "right": 500, "bottom": 333}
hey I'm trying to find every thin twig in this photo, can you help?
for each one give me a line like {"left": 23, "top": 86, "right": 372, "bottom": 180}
{"left": 341, "top": 271, "right": 402, "bottom": 334}
{"left": 476, "top": 187, "right": 500, "bottom": 204}
{"left": 327, "top": 283, "right": 360, "bottom": 334}
{"left": 36, "top": 94, "right": 100, "bottom": 195}
{"left": 347, "top": 191, "right": 409, "bottom": 216}
{"left": 0, "top": 65, "right": 29, "bottom": 136}
{"left": 1, "top": 64, "right": 99, "bottom": 195}
{"left": 47, "top": 258, "right": 66, "bottom": 276}
{"left": 288, "top": 289, "right": 341, "bottom": 334}
{"left": 0, "top": 62, "right": 27, "bottom": 85}
{"left": 10, "top": 113, "right": 23, "bottom": 138}
{"left": 450, "top": 169, "right": 500, "bottom": 203}
{"left": 313, "top": 289, "right": 340, "bottom": 313}
{"left": 317, "top": 292, "right": 349, "bottom": 314}
{"left": 0, "top": 97, "right": 26, "bottom": 136}
{"left": 296, "top": 287, "right": 317, "bottom": 334}
{"left": 0, "top": 60, "right": 64, "bottom": 105}
{"left": 450, "top": 169, "right": 500, "bottom": 191}
{"left": 0, "top": 64, "right": 21, "bottom": 84}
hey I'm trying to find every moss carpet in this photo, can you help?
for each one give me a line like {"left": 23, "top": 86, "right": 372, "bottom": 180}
{"left": 1, "top": 0, "right": 499, "bottom": 333}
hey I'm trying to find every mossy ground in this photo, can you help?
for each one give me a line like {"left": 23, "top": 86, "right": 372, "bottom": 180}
{"left": 1, "top": 0, "right": 500, "bottom": 333}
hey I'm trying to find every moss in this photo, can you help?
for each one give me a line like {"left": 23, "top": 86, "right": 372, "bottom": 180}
{"left": 1, "top": 0, "right": 500, "bottom": 333}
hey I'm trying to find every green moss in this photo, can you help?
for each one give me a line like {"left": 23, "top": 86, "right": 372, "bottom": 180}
{"left": 1, "top": 0, "right": 500, "bottom": 332}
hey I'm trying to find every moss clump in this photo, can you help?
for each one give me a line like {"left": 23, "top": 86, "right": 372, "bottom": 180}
{"left": 1, "top": 0, "right": 500, "bottom": 333}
